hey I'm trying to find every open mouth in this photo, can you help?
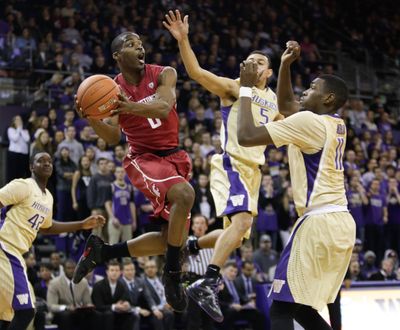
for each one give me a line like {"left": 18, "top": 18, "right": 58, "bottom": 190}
{"left": 138, "top": 53, "right": 145, "bottom": 64}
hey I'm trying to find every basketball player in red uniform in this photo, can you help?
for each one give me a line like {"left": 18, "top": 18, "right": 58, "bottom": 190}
{"left": 72, "top": 31, "right": 210, "bottom": 312}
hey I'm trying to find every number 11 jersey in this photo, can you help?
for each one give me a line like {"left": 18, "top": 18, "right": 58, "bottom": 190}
{"left": 116, "top": 64, "right": 179, "bottom": 155}
{"left": 0, "top": 178, "right": 53, "bottom": 254}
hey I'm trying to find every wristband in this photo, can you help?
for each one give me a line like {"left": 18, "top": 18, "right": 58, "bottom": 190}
{"left": 239, "top": 87, "right": 252, "bottom": 98}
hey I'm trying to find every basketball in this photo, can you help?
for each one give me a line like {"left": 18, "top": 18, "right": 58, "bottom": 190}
{"left": 76, "top": 74, "right": 120, "bottom": 120}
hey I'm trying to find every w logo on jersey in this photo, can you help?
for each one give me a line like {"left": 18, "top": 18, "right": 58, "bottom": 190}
{"left": 16, "top": 293, "right": 29, "bottom": 305}
{"left": 272, "top": 279, "right": 286, "bottom": 293}
{"left": 230, "top": 194, "right": 245, "bottom": 206}
{"left": 148, "top": 82, "right": 154, "bottom": 89}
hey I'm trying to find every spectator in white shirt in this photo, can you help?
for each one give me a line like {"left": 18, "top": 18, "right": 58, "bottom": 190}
{"left": 7, "top": 115, "right": 30, "bottom": 181}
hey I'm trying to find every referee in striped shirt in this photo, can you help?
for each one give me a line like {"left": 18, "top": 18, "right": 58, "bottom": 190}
{"left": 185, "top": 214, "right": 216, "bottom": 330}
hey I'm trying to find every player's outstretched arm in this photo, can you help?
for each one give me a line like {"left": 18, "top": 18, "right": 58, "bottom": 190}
{"left": 111, "top": 67, "right": 177, "bottom": 119}
{"left": 163, "top": 9, "right": 238, "bottom": 100}
{"left": 39, "top": 215, "right": 105, "bottom": 235}
{"left": 237, "top": 61, "right": 273, "bottom": 147}
{"left": 277, "top": 41, "right": 301, "bottom": 117}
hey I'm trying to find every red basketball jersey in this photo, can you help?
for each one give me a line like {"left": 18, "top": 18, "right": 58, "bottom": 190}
{"left": 116, "top": 64, "right": 179, "bottom": 154}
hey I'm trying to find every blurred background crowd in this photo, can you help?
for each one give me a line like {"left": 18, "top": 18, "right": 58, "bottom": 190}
{"left": 0, "top": 0, "right": 400, "bottom": 329}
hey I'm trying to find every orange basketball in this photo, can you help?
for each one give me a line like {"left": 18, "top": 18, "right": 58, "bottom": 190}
{"left": 76, "top": 74, "right": 119, "bottom": 120}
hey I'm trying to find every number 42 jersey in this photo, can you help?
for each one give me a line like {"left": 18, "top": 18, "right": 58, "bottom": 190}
{"left": 0, "top": 178, "right": 53, "bottom": 254}
{"left": 116, "top": 64, "right": 179, "bottom": 155}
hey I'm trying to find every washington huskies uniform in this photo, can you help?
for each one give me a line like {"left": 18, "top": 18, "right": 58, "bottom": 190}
{"left": 211, "top": 84, "right": 279, "bottom": 237}
{"left": 0, "top": 178, "right": 53, "bottom": 321}
{"left": 265, "top": 111, "right": 355, "bottom": 310}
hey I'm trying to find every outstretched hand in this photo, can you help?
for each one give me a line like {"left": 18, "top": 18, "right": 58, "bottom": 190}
{"left": 239, "top": 61, "right": 259, "bottom": 88}
{"left": 281, "top": 40, "right": 301, "bottom": 65}
{"left": 163, "top": 9, "right": 189, "bottom": 42}
{"left": 82, "top": 215, "right": 106, "bottom": 230}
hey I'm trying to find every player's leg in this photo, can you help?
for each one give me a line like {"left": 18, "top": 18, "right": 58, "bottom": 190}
{"left": 269, "top": 301, "right": 299, "bottom": 330}
{"left": 0, "top": 247, "right": 36, "bottom": 330}
{"left": 208, "top": 212, "right": 251, "bottom": 266}
{"left": 164, "top": 181, "right": 195, "bottom": 271}
{"left": 8, "top": 309, "right": 36, "bottom": 330}
{"left": 294, "top": 305, "right": 332, "bottom": 330}
{"left": 187, "top": 229, "right": 224, "bottom": 253}
{"left": 186, "top": 212, "right": 251, "bottom": 322}
{"left": 162, "top": 181, "right": 195, "bottom": 312}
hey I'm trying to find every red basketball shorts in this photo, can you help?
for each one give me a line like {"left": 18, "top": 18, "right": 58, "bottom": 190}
{"left": 124, "top": 150, "right": 192, "bottom": 221}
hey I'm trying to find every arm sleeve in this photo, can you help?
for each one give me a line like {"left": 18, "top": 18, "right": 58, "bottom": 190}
{"left": 0, "top": 179, "right": 30, "bottom": 206}
{"left": 265, "top": 111, "right": 326, "bottom": 153}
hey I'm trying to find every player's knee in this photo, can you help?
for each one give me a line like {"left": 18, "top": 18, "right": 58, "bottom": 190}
{"left": 171, "top": 183, "right": 195, "bottom": 207}
{"left": 232, "top": 216, "right": 253, "bottom": 234}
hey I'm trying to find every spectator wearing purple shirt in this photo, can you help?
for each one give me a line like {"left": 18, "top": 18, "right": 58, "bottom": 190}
{"left": 346, "top": 176, "right": 369, "bottom": 241}
{"left": 387, "top": 178, "right": 400, "bottom": 256}
{"left": 105, "top": 167, "right": 136, "bottom": 245}
{"left": 134, "top": 190, "right": 154, "bottom": 233}
{"left": 365, "top": 179, "right": 388, "bottom": 260}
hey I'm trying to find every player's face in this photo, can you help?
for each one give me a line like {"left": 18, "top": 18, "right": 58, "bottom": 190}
{"left": 300, "top": 78, "right": 325, "bottom": 112}
{"left": 31, "top": 152, "right": 53, "bottom": 179}
{"left": 246, "top": 54, "right": 272, "bottom": 85}
{"left": 116, "top": 34, "right": 145, "bottom": 70}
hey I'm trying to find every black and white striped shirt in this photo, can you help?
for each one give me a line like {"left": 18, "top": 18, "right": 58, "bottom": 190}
{"left": 187, "top": 236, "right": 214, "bottom": 276}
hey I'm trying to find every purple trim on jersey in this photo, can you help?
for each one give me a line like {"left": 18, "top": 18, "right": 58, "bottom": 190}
{"left": 302, "top": 150, "right": 323, "bottom": 207}
{"left": 222, "top": 153, "right": 250, "bottom": 215}
{"left": 270, "top": 216, "right": 308, "bottom": 303}
{"left": 338, "top": 138, "right": 344, "bottom": 170}
{"left": 1, "top": 246, "right": 33, "bottom": 310}
{"left": 0, "top": 206, "right": 11, "bottom": 230}
{"left": 220, "top": 105, "right": 231, "bottom": 150}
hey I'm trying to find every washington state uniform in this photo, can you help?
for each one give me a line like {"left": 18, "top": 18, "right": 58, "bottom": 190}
{"left": 116, "top": 64, "right": 191, "bottom": 221}
{"left": 0, "top": 178, "right": 53, "bottom": 321}
{"left": 265, "top": 111, "right": 356, "bottom": 311}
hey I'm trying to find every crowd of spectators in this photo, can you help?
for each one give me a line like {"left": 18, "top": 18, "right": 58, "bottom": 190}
{"left": 1, "top": 0, "right": 400, "bottom": 329}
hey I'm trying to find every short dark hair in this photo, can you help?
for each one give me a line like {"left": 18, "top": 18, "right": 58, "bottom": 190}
{"left": 318, "top": 74, "right": 348, "bottom": 110}
{"left": 242, "top": 260, "right": 254, "bottom": 269}
{"left": 111, "top": 32, "right": 140, "bottom": 54}
{"left": 223, "top": 260, "right": 238, "bottom": 269}
{"left": 39, "top": 262, "right": 53, "bottom": 271}
{"left": 247, "top": 50, "right": 272, "bottom": 68}
{"left": 107, "top": 259, "right": 121, "bottom": 269}
{"left": 122, "top": 259, "right": 134, "bottom": 268}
